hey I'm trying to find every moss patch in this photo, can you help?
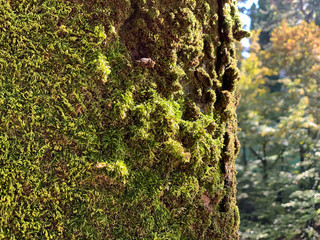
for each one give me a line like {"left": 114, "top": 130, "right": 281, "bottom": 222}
{"left": 0, "top": 0, "right": 247, "bottom": 239}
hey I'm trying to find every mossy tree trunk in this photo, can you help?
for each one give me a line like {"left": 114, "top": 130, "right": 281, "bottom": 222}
{"left": 0, "top": 0, "right": 248, "bottom": 239}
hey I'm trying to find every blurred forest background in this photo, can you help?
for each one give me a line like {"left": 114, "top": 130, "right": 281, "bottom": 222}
{"left": 236, "top": 0, "right": 320, "bottom": 239}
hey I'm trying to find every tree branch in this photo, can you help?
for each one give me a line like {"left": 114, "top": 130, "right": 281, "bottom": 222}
{"left": 249, "top": 146, "right": 263, "bottom": 161}
{"left": 270, "top": 147, "right": 287, "bottom": 169}
{"left": 299, "top": 0, "right": 307, "bottom": 17}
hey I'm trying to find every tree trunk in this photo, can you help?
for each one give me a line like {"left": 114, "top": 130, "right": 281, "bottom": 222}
{"left": 299, "top": 144, "right": 305, "bottom": 173}
{"left": 0, "top": 0, "right": 248, "bottom": 239}
{"left": 242, "top": 143, "right": 248, "bottom": 168}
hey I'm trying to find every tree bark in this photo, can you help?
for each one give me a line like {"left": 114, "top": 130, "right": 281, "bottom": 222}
{"left": 0, "top": 0, "right": 248, "bottom": 239}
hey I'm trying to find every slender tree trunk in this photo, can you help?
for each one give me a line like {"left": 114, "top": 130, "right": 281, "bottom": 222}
{"left": 262, "top": 142, "right": 268, "bottom": 182}
{"left": 300, "top": 144, "right": 305, "bottom": 173}
{"left": 242, "top": 143, "right": 248, "bottom": 168}
{"left": 249, "top": 142, "right": 269, "bottom": 184}
{"left": 0, "top": 0, "right": 248, "bottom": 239}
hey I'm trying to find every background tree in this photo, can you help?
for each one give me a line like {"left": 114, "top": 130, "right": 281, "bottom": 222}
{"left": 248, "top": 0, "right": 320, "bottom": 49}
{"left": 0, "top": 0, "right": 248, "bottom": 239}
{"left": 237, "top": 17, "right": 320, "bottom": 240}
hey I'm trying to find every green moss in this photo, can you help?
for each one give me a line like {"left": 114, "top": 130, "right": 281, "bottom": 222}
{"left": 0, "top": 0, "right": 247, "bottom": 239}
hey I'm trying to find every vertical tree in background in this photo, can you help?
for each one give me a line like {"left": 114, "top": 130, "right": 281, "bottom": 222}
{"left": 0, "top": 0, "right": 248, "bottom": 238}
{"left": 237, "top": 20, "right": 320, "bottom": 239}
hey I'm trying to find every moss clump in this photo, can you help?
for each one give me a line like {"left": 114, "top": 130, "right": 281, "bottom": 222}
{"left": 0, "top": 0, "right": 248, "bottom": 239}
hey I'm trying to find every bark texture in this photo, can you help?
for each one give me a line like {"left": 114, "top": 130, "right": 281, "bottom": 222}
{"left": 0, "top": 0, "right": 248, "bottom": 239}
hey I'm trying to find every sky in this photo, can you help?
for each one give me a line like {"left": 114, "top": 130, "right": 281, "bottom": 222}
{"left": 238, "top": 0, "right": 258, "bottom": 31}
{"left": 238, "top": 0, "right": 259, "bottom": 56}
